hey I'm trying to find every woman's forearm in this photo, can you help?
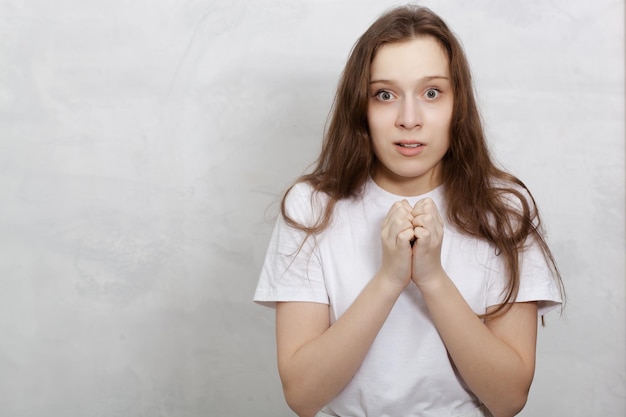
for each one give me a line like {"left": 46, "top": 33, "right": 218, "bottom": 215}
{"left": 417, "top": 271, "right": 537, "bottom": 417}
{"left": 278, "top": 274, "right": 405, "bottom": 417}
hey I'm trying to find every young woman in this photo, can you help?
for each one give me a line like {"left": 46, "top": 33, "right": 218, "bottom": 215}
{"left": 254, "top": 6, "right": 564, "bottom": 417}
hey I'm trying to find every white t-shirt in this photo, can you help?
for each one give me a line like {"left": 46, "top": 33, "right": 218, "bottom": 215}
{"left": 254, "top": 178, "right": 562, "bottom": 417}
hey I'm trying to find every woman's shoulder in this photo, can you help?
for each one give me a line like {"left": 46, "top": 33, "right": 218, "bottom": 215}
{"left": 489, "top": 177, "right": 537, "bottom": 212}
{"left": 486, "top": 176, "right": 544, "bottom": 235}
{"left": 284, "top": 180, "right": 329, "bottom": 205}
{"left": 282, "top": 180, "right": 330, "bottom": 225}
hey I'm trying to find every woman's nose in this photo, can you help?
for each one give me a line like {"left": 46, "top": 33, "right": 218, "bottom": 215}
{"left": 396, "top": 98, "right": 423, "bottom": 129}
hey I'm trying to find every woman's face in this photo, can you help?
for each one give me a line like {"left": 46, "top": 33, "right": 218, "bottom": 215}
{"left": 367, "top": 36, "right": 453, "bottom": 196}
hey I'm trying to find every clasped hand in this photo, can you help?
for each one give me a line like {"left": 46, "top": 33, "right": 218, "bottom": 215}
{"left": 379, "top": 198, "right": 444, "bottom": 289}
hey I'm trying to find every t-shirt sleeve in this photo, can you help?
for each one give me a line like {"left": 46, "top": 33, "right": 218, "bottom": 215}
{"left": 486, "top": 239, "right": 562, "bottom": 316}
{"left": 485, "top": 187, "right": 562, "bottom": 316}
{"left": 253, "top": 183, "right": 329, "bottom": 308}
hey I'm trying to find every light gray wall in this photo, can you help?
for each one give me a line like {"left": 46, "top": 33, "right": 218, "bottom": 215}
{"left": 0, "top": 0, "right": 623, "bottom": 416}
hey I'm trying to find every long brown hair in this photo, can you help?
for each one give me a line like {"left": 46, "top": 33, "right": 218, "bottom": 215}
{"left": 280, "top": 5, "right": 564, "bottom": 318}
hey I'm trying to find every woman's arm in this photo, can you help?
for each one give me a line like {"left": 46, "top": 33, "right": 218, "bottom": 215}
{"left": 418, "top": 277, "right": 537, "bottom": 417}
{"left": 276, "top": 200, "right": 416, "bottom": 417}
{"left": 276, "top": 274, "right": 404, "bottom": 417}
{"left": 411, "top": 198, "right": 538, "bottom": 417}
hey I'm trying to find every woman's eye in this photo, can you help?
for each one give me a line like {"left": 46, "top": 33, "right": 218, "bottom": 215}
{"left": 425, "top": 88, "right": 440, "bottom": 99}
{"left": 376, "top": 91, "right": 394, "bottom": 101}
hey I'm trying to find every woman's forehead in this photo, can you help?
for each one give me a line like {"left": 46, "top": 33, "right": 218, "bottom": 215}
{"left": 370, "top": 37, "right": 450, "bottom": 81}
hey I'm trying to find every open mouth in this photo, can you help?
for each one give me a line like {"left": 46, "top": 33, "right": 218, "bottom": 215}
{"left": 395, "top": 142, "right": 425, "bottom": 156}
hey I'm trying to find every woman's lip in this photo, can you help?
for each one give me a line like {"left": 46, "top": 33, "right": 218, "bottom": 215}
{"left": 395, "top": 143, "right": 425, "bottom": 156}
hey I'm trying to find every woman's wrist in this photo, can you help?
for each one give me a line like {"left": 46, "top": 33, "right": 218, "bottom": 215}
{"left": 372, "top": 271, "right": 408, "bottom": 299}
{"left": 413, "top": 268, "right": 449, "bottom": 295}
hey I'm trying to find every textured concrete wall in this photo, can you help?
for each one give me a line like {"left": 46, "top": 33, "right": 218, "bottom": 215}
{"left": 0, "top": 0, "right": 623, "bottom": 416}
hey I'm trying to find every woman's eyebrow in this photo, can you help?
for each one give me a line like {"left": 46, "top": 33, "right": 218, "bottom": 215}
{"left": 369, "top": 75, "right": 450, "bottom": 84}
